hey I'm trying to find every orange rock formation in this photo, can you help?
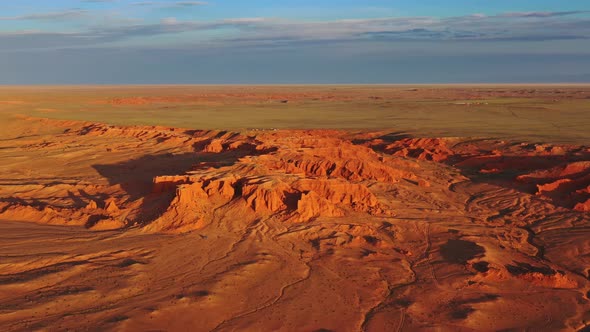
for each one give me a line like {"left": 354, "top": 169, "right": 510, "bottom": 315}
{"left": 0, "top": 115, "right": 589, "bottom": 331}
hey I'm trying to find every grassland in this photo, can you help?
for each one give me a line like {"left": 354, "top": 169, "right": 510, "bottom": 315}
{"left": 0, "top": 85, "right": 589, "bottom": 144}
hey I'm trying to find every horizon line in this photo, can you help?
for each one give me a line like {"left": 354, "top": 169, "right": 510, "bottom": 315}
{"left": 1, "top": 82, "right": 590, "bottom": 87}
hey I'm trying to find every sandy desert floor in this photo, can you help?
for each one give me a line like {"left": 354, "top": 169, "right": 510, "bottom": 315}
{"left": 0, "top": 85, "right": 590, "bottom": 331}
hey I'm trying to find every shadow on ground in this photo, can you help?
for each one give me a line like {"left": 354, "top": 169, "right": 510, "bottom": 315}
{"left": 91, "top": 145, "right": 278, "bottom": 225}
{"left": 359, "top": 132, "right": 590, "bottom": 210}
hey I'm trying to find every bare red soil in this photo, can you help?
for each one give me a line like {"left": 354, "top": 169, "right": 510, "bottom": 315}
{"left": 0, "top": 114, "right": 589, "bottom": 331}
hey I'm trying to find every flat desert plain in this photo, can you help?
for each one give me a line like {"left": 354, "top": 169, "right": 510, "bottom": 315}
{"left": 0, "top": 85, "right": 590, "bottom": 331}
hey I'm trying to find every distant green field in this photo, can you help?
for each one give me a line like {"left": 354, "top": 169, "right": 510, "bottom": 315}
{"left": 0, "top": 85, "right": 589, "bottom": 144}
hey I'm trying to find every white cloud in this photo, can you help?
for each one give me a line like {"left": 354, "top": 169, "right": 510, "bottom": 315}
{"left": 0, "top": 10, "right": 89, "bottom": 21}
{"left": 1, "top": 10, "right": 589, "bottom": 51}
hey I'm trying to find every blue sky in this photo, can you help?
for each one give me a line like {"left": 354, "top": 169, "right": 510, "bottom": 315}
{"left": 1, "top": 1, "right": 589, "bottom": 83}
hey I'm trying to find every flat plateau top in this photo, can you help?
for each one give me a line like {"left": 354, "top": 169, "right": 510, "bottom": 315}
{"left": 1, "top": 85, "right": 589, "bottom": 144}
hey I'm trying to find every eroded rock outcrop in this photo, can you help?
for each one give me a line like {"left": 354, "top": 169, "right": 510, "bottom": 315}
{"left": 517, "top": 161, "right": 590, "bottom": 209}
{"left": 367, "top": 134, "right": 590, "bottom": 213}
{"left": 139, "top": 133, "right": 413, "bottom": 231}
{"left": 366, "top": 137, "right": 455, "bottom": 162}
{"left": 4, "top": 119, "right": 587, "bottom": 235}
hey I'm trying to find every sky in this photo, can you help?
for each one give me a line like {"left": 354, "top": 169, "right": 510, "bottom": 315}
{"left": 1, "top": 0, "right": 589, "bottom": 84}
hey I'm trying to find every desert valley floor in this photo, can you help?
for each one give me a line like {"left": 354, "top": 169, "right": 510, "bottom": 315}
{"left": 0, "top": 85, "right": 590, "bottom": 331}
